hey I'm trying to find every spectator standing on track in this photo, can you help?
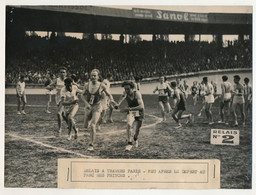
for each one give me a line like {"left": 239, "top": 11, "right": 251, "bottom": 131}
{"left": 16, "top": 74, "right": 27, "bottom": 115}
{"left": 116, "top": 81, "right": 145, "bottom": 151}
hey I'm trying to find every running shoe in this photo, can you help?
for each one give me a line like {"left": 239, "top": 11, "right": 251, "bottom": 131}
{"left": 17, "top": 111, "right": 21, "bottom": 115}
{"left": 209, "top": 122, "right": 214, "bottom": 125}
{"left": 197, "top": 112, "right": 201, "bottom": 117}
{"left": 67, "top": 135, "right": 72, "bottom": 141}
{"left": 125, "top": 144, "right": 133, "bottom": 151}
{"left": 234, "top": 121, "right": 238, "bottom": 127}
{"left": 45, "top": 110, "right": 51, "bottom": 114}
{"left": 174, "top": 123, "right": 182, "bottom": 129}
{"left": 108, "top": 119, "right": 113, "bottom": 123}
{"left": 87, "top": 146, "right": 94, "bottom": 151}
{"left": 135, "top": 140, "right": 139, "bottom": 148}
{"left": 21, "top": 110, "right": 26, "bottom": 115}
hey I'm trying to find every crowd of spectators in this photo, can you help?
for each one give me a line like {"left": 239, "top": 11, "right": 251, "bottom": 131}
{"left": 6, "top": 35, "right": 252, "bottom": 84}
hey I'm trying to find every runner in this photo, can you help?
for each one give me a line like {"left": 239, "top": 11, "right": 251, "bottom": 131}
{"left": 243, "top": 77, "right": 252, "bottom": 121}
{"left": 60, "top": 78, "right": 83, "bottom": 140}
{"left": 231, "top": 75, "right": 245, "bottom": 127}
{"left": 47, "top": 66, "right": 67, "bottom": 133}
{"left": 116, "top": 81, "right": 145, "bottom": 151}
{"left": 153, "top": 76, "right": 172, "bottom": 122}
{"left": 182, "top": 80, "right": 190, "bottom": 99}
{"left": 16, "top": 74, "right": 27, "bottom": 115}
{"left": 82, "top": 69, "right": 115, "bottom": 151}
{"left": 218, "top": 75, "right": 232, "bottom": 125}
{"left": 197, "top": 80, "right": 206, "bottom": 117}
{"left": 44, "top": 74, "right": 54, "bottom": 114}
{"left": 100, "top": 73, "right": 114, "bottom": 123}
{"left": 134, "top": 76, "right": 142, "bottom": 91}
{"left": 170, "top": 81, "right": 193, "bottom": 129}
{"left": 202, "top": 77, "right": 215, "bottom": 125}
{"left": 191, "top": 81, "right": 199, "bottom": 106}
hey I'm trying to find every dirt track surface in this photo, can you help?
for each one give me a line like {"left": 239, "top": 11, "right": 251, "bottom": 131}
{"left": 5, "top": 94, "right": 252, "bottom": 188}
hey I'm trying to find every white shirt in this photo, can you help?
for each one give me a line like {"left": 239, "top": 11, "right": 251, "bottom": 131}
{"left": 16, "top": 81, "right": 25, "bottom": 95}
{"left": 60, "top": 85, "right": 79, "bottom": 105}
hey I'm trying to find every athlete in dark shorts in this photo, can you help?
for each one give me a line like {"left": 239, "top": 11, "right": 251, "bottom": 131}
{"left": 170, "top": 81, "right": 193, "bottom": 129}
{"left": 116, "top": 81, "right": 145, "bottom": 151}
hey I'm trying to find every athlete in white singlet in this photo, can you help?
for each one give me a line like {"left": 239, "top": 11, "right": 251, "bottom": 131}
{"left": 231, "top": 75, "right": 245, "bottom": 127}
{"left": 202, "top": 77, "right": 214, "bottom": 125}
{"left": 243, "top": 77, "right": 252, "bottom": 121}
{"left": 60, "top": 78, "right": 83, "bottom": 140}
{"left": 100, "top": 73, "right": 114, "bottom": 123}
{"left": 44, "top": 74, "right": 54, "bottom": 114}
{"left": 191, "top": 81, "right": 199, "bottom": 106}
{"left": 47, "top": 67, "right": 67, "bottom": 133}
{"left": 153, "top": 76, "right": 172, "bottom": 122}
{"left": 219, "top": 75, "right": 232, "bottom": 125}
{"left": 16, "top": 74, "right": 27, "bottom": 115}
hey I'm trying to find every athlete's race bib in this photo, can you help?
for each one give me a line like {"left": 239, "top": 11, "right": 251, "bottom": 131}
{"left": 89, "top": 95, "right": 95, "bottom": 105}
{"left": 129, "top": 110, "right": 140, "bottom": 117}
{"left": 159, "top": 89, "right": 166, "bottom": 96}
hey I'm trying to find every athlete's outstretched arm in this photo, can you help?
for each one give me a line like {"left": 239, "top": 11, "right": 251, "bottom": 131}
{"left": 116, "top": 91, "right": 127, "bottom": 106}
{"left": 102, "top": 84, "right": 115, "bottom": 103}
{"left": 47, "top": 79, "right": 57, "bottom": 90}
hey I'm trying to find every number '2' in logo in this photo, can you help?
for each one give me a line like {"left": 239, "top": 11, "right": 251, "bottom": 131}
{"left": 222, "top": 135, "right": 234, "bottom": 144}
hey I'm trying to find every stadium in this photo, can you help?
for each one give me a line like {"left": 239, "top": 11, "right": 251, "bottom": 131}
{"left": 4, "top": 5, "right": 252, "bottom": 189}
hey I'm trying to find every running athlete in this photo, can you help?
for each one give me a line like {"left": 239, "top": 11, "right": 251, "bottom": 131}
{"left": 182, "top": 80, "right": 190, "bottom": 99}
{"left": 244, "top": 77, "right": 252, "bottom": 121}
{"left": 232, "top": 75, "right": 245, "bottom": 127}
{"left": 170, "top": 81, "right": 193, "bottom": 129}
{"left": 116, "top": 81, "right": 145, "bottom": 151}
{"left": 202, "top": 77, "right": 215, "bottom": 125}
{"left": 134, "top": 76, "right": 142, "bottom": 91}
{"left": 218, "top": 75, "right": 232, "bottom": 125}
{"left": 82, "top": 69, "right": 115, "bottom": 151}
{"left": 47, "top": 67, "right": 67, "bottom": 133}
{"left": 60, "top": 78, "right": 83, "bottom": 140}
{"left": 100, "top": 73, "right": 114, "bottom": 123}
{"left": 197, "top": 81, "right": 206, "bottom": 117}
{"left": 45, "top": 74, "right": 54, "bottom": 114}
{"left": 153, "top": 76, "right": 172, "bottom": 122}
{"left": 16, "top": 74, "right": 27, "bottom": 115}
{"left": 191, "top": 81, "right": 199, "bottom": 106}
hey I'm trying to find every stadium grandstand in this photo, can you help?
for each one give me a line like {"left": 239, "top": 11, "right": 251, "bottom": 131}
{"left": 6, "top": 6, "right": 252, "bottom": 84}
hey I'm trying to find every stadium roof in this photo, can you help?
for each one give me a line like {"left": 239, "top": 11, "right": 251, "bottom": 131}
{"left": 7, "top": 5, "right": 252, "bottom": 35}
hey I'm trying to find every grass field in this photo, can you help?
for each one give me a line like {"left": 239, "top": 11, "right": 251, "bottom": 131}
{"left": 4, "top": 94, "right": 252, "bottom": 188}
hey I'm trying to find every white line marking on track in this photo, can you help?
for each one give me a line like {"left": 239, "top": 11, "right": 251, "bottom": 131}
{"left": 6, "top": 133, "right": 95, "bottom": 159}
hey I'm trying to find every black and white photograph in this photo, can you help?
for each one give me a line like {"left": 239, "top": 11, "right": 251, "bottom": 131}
{"left": 1, "top": 0, "right": 254, "bottom": 193}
